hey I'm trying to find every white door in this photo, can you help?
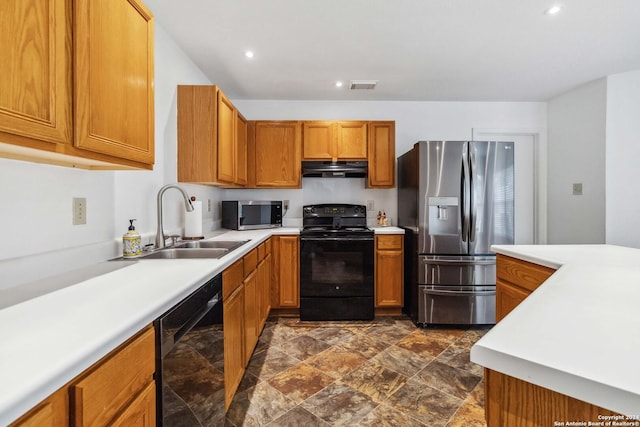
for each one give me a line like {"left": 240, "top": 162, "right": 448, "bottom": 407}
{"left": 472, "top": 130, "right": 539, "bottom": 244}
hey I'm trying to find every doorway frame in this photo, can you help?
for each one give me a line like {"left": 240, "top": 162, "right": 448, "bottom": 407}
{"left": 472, "top": 128, "right": 547, "bottom": 244}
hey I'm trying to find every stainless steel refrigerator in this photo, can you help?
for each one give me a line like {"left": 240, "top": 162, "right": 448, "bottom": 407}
{"left": 398, "top": 141, "right": 514, "bottom": 325}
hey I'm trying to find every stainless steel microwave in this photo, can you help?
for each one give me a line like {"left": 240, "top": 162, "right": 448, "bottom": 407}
{"left": 221, "top": 200, "right": 282, "bottom": 230}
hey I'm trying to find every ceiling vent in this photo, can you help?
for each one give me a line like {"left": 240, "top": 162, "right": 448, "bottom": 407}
{"left": 349, "top": 80, "right": 378, "bottom": 90}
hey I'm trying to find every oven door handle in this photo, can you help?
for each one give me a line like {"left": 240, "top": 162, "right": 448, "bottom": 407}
{"left": 163, "top": 292, "right": 221, "bottom": 356}
{"left": 301, "top": 236, "right": 374, "bottom": 242}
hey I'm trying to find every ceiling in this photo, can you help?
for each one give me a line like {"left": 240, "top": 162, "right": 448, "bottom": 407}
{"left": 144, "top": 0, "right": 640, "bottom": 102}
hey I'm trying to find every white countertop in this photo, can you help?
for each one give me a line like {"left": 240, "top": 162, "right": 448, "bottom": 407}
{"left": 370, "top": 226, "right": 405, "bottom": 234}
{"left": 470, "top": 244, "right": 640, "bottom": 415}
{"left": 0, "top": 227, "right": 299, "bottom": 425}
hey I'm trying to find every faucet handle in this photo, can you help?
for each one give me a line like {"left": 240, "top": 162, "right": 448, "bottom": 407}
{"left": 166, "top": 234, "right": 181, "bottom": 246}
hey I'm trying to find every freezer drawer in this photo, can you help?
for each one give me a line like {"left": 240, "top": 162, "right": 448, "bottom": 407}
{"left": 418, "top": 255, "right": 496, "bottom": 286}
{"left": 418, "top": 285, "right": 496, "bottom": 325}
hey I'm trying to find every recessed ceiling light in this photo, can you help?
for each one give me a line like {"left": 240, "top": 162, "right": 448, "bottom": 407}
{"left": 244, "top": 51, "right": 254, "bottom": 59}
{"left": 544, "top": 5, "right": 562, "bottom": 15}
{"left": 335, "top": 81, "right": 343, "bottom": 88}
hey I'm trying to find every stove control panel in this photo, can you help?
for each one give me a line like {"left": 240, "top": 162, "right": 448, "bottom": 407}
{"left": 303, "top": 204, "right": 366, "bottom": 218}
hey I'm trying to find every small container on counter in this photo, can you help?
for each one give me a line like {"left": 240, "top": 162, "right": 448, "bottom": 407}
{"left": 122, "top": 219, "right": 142, "bottom": 257}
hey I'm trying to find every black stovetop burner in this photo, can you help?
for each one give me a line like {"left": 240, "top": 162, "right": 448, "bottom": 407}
{"left": 301, "top": 203, "right": 372, "bottom": 236}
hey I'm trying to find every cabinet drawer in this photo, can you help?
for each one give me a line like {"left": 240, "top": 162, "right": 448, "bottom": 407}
{"left": 223, "top": 259, "right": 244, "bottom": 299}
{"left": 496, "top": 254, "right": 555, "bottom": 293}
{"left": 71, "top": 326, "right": 155, "bottom": 427}
{"left": 244, "top": 249, "right": 258, "bottom": 276}
{"left": 264, "top": 238, "right": 272, "bottom": 256}
{"left": 376, "top": 235, "right": 403, "bottom": 250}
{"left": 257, "top": 242, "right": 266, "bottom": 261}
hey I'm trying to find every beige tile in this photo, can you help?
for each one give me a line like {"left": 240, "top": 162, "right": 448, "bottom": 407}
{"left": 446, "top": 401, "right": 487, "bottom": 427}
{"left": 306, "top": 346, "right": 368, "bottom": 379}
{"left": 414, "top": 360, "right": 483, "bottom": 400}
{"left": 395, "top": 330, "right": 452, "bottom": 357}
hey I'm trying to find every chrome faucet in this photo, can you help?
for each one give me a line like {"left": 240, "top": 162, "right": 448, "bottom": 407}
{"left": 155, "top": 184, "right": 194, "bottom": 249}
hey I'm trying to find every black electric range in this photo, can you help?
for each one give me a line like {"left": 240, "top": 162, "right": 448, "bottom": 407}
{"left": 299, "top": 204, "right": 374, "bottom": 321}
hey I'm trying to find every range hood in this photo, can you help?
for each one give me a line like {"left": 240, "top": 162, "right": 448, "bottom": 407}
{"left": 301, "top": 161, "right": 368, "bottom": 178}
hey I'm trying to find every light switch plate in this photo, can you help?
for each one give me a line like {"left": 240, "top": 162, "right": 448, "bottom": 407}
{"left": 572, "top": 183, "right": 583, "bottom": 196}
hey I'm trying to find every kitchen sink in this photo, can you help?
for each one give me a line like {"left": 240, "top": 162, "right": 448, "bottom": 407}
{"left": 141, "top": 248, "right": 230, "bottom": 259}
{"left": 174, "top": 240, "right": 249, "bottom": 250}
{"left": 137, "top": 240, "right": 250, "bottom": 260}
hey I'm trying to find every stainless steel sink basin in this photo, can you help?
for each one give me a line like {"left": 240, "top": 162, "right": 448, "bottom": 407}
{"left": 138, "top": 240, "right": 249, "bottom": 259}
{"left": 175, "top": 240, "right": 249, "bottom": 250}
{"left": 141, "top": 248, "right": 230, "bottom": 259}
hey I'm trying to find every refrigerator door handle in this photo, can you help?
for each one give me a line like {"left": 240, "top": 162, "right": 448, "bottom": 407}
{"left": 420, "top": 258, "right": 495, "bottom": 266}
{"left": 469, "top": 145, "right": 476, "bottom": 243}
{"left": 461, "top": 149, "right": 470, "bottom": 242}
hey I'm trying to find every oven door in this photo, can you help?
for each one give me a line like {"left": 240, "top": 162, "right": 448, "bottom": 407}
{"left": 300, "top": 236, "right": 374, "bottom": 297}
{"left": 300, "top": 235, "right": 374, "bottom": 320}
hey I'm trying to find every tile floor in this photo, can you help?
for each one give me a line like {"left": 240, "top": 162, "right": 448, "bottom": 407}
{"left": 225, "top": 316, "right": 490, "bottom": 426}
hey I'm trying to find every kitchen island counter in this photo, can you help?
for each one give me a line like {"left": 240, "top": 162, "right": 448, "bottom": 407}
{"left": 471, "top": 244, "right": 640, "bottom": 415}
{"left": 0, "top": 227, "right": 299, "bottom": 425}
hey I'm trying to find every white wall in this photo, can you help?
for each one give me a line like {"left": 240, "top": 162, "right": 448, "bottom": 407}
{"left": 0, "top": 24, "right": 215, "bottom": 288}
{"left": 546, "top": 79, "right": 607, "bottom": 244}
{"left": 605, "top": 70, "right": 640, "bottom": 248}
{"left": 227, "top": 100, "right": 547, "bottom": 226}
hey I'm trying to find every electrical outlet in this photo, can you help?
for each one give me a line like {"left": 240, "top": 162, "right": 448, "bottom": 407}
{"left": 572, "top": 183, "right": 583, "bottom": 196}
{"left": 72, "top": 197, "right": 86, "bottom": 225}
{"left": 207, "top": 199, "right": 212, "bottom": 212}
{"left": 366, "top": 200, "right": 374, "bottom": 211}
{"left": 283, "top": 199, "right": 290, "bottom": 210}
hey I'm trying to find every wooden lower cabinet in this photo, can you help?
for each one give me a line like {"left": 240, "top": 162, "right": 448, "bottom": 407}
{"left": 223, "top": 284, "right": 245, "bottom": 410}
{"left": 495, "top": 254, "right": 555, "bottom": 322}
{"left": 243, "top": 268, "right": 259, "bottom": 364}
{"left": 10, "top": 387, "right": 68, "bottom": 427}
{"left": 485, "top": 369, "right": 620, "bottom": 426}
{"left": 13, "top": 325, "right": 156, "bottom": 427}
{"left": 223, "top": 240, "right": 273, "bottom": 408}
{"left": 271, "top": 235, "right": 300, "bottom": 308}
{"left": 375, "top": 234, "right": 404, "bottom": 310}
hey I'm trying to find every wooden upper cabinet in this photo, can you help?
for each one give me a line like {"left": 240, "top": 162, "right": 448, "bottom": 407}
{"left": 336, "top": 121, "right": 367, "bottom": 159}
{"left": 0, "top": 0, "right": 155, "bottom": 169}
{"left": 236, "top": 112, "right": 248, "bottom": 185}
{"left": 253, "top": 121, "right": 302, "bottom": 188}
{"left": 177, "top": 85, "right": 246, "bottom": 186}
{"left": 302, "top": 121, "right": 334, "bottom": 160}
{"left": 216, "top": 90, "right": 236, "bottom": 183}
{"left": 0, "top": 0, "right": 72, "bottom": 147}
{"left": 302, "top": 121, "right": 367, "bottom": 161}
{"left": 74, "top": 0, "right": 154, "bottom": 165}
{"left": 368, "top": 121, "right": 395, "bottom": 188}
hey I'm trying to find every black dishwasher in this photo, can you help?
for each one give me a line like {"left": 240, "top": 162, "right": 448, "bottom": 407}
{"left": 154, "top": 274, "right": 224, "bottom": 426}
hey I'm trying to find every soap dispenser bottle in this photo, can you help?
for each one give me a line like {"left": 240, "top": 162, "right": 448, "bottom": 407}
{"left": 122, "top": 219, "right": 142, "bottom": 257}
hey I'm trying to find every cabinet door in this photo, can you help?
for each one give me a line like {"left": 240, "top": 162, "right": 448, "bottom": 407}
{"left": 375, "top": 235, "right": 404, "bottom": 307}
{"left": 74, "top": 0, "right": 154, "bottom": 165}
{"left": 496, "top": 278, "right": 530, "bottom": 322}
{"left": 110, "top": 382, "right": 155, "bottom": 427}
{"left": 336, "top": 121, "right": 367, "bottom": 160}
{"left": 71, "top": 326, "right": 155, "bottom": 426}
{"left": 243, "top": 269, "right": 258, "bottom": 365}
{"left": 0, "top": 0, "right": 72, "bottom": 147}
{"left": 236, "top": 112, "right": 248, "bottom": 185}
{"left": 217, "top": 90, "right": 235, "bottom": 183}
{"left": 254, "top": 121, "right": 302, "bottom": 187}
{"left": 302, "top": 121, "right": 334, "bottom": 160}
{"left": 274, "top": 236, "right": 300, "bottom": 308}
{"left": 9, "top": 387, "right": 68, "bottom": 427}
{"left": 368, "top": 121, "right": 395, "bottom": 188}
{"left": 223, "top": 285, "right": 244, "bottom": 410}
